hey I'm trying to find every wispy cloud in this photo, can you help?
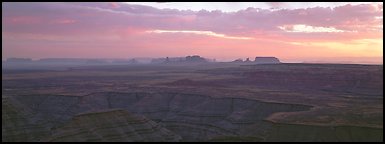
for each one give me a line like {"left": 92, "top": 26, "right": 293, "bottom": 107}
{"left": 2, "top": 2, "right": 383, "bottom": 62}
{"left": 147, "top": 30, "right": 253, "bottom": 40}
{"left": 278, "top": 24, "right": 347, "bottom": 33}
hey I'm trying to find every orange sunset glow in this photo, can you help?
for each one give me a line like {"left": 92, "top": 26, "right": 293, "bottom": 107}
{"left": 2, "top": 2, "right": 383, "bottom": 63}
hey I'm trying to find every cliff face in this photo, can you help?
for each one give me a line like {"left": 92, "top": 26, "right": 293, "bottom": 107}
{"left": 45, "top": 109, "right": 181, "bottom": 142}
{"left": 2, "top": 97, "right": 51, "bottom": 142}
{"left": 3, "top": 93, "right": 311, "bottom": 141}
{"left": 254, "top": 57, "right": 280, "bottom": 64}
{"left": 3, "top": 92, "right": 383, "bottom": 142}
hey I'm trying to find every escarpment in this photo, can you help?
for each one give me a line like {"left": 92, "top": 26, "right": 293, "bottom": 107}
{"left": 45, "top": 109, "right": 181, "bottom": 142}
{"left": 3, "top": 92, "right": 382, "bottom": 142}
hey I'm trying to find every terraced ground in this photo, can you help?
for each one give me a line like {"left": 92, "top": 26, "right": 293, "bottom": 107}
{"left": 2, "top": 63, "right": 383, "bottom": 141}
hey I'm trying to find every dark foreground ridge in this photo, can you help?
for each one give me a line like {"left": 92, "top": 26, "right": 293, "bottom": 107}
{"left": 3, "top": 92, "right": 383, "bottom": 142}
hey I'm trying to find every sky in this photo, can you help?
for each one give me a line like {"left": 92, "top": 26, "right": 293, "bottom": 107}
{"left": 2, "top": 2, "right": 383, "bottom": 63}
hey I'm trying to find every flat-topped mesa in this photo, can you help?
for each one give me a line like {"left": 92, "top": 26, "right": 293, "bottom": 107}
{"left": 151, "top": 55, "right": 208, "bottom": 64}
{"left": 232, "top": 58, "right": 243, "bottom": 63}
{"left": 185, "top": 55, "right": 208, "bottom": 63}
{"left": 254, "top": 57, "right": 281, "bottom": 64}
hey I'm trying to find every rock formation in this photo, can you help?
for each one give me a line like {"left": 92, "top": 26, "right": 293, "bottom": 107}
{"left": 45, "top": 109, "right": 181, "bottom": 142}
{"left": 254, "top": 57, "right": 280, "bottom": 64}
{"left": 151, "top": 55, "right": 208, "bottom": 64}
{"left": 3, "top": 91, "right": 382, "bottom": 142}
{"left": 232, "top": 59, "right": 243, "bottom": 63}
{"left": 185, "top": 55, "right": 207, "bottom": 63}
{"left": 2, "top": 97, "right": 51, "bottom": 142}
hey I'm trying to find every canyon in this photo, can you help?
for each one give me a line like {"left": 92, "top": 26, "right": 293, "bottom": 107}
{"left": 2, "top": 63, "right": 383, "bottom": 142}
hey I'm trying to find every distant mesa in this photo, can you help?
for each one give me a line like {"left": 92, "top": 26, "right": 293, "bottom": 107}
{"left": 254, "top": 57, "right": 280, "bottom": 64}
{"left": 151, "top": 57, "right": 185, "bottom": 64}
{"left": 232, "top": 58, "right": 243, "bottom": 63}
{"left": 38, "top": 58, "right": 88, "bottom": 63}
{"left": 4, "top": 56, "right": 280, "bottom": 65}
{"left": 85, "top": 59, "right": 108, "bottom": 64}
{"left": 231, "top": 57, "right": 281, "bottom": 64}
{"left": 151, "top": 55, "right": 208, "bottom": 64}
{"left": 36, "top": 58, "right": 109, "bottom": 64}
{"left": 185, "top": 55, "right": 207, "bottom": 63}
{"left": 112, "top": 58, "right": 139, "bottom": 64}
{"left": 6, "top": 58, "right": 32, "bottom": 62}
{"left": 128, "top": 58, "right": 138, "bottom": 64}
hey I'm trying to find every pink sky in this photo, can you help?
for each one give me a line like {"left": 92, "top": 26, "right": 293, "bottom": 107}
{"left": 2, "top": 2, "right": 383, "bottom": 63}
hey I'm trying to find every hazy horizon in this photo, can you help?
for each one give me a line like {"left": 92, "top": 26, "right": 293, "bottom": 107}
{"left": 2, "top": 2, "right": 383, "bottom": 64}
{"left": 2, "top": 56, "right": 383, "bottom": 65}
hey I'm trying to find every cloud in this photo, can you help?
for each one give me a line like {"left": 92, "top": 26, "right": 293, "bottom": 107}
{"left": 2, "top": 2, "right": 382, "bottom": 62}
{"left": 146, "top": 29, "right": 253, "bottom": 40}
{"left": 2, "top": 2, "right": 381, "bottom": 39}
{"left": 278, "top": 24, "right": 346, "bottom": 33}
